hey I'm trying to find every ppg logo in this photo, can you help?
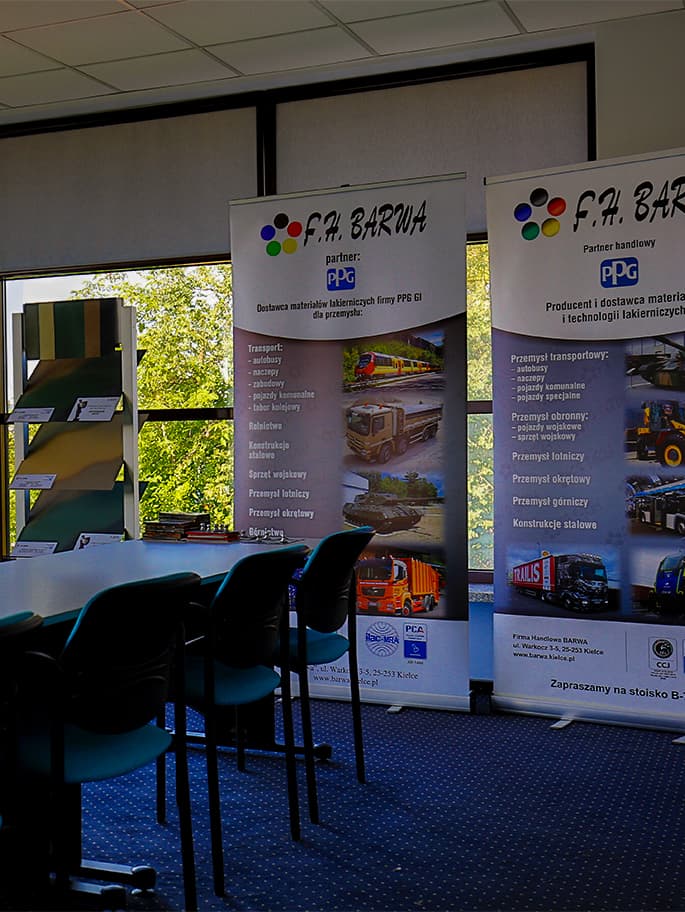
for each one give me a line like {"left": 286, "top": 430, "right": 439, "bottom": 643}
{"left": 600, "top": 257, "right": 638, "bottom": 288}
{"left": 327, "top": 266, "right": 355, "bottom": 291}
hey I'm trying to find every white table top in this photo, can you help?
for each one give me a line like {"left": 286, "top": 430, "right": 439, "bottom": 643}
{"left": 0, "top": 539, "right": 314, "bottom": 622}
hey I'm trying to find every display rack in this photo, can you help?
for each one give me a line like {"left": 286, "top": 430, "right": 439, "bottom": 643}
{"left": 9, "top": 298, "right": 139, "bottom": 554}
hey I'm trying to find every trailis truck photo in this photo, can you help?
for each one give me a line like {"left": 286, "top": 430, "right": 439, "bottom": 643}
{"left": 346, "top": 401, "right": 442, "bottom": 463}
{"left": 356, "top": 555, "right": 441, "bottom": 616}
{"left": 510, "top": 552, "right": 609, "bottom": 612}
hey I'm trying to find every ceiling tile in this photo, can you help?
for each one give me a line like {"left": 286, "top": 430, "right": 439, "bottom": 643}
{"left": 349, "top": 2, "right": 519, "bottom": 53}
{"left": 144, "top": 0, "right": 332, "bottom": 46}
{"left": 0, "top": 37, "right": 60, "bottom": 77}
{"left": 321, "top": 1, "right": 471, "bottom": 23}
{"left": 10, "top": 10, "right": 190, "bottom": 66}
{"left": 0, "top": 1, "right": 122, "bottom": 32}
{"left": 80, "top": 49, "right": 238, "bottom": 91}
{"left": 508, "top": 0, "right": 682, "bottom": 31}
{"left": 0, "top": 69, "right": 114, "bottom": 107}
{"left": 210, "top": 27, "right": 371, "bottom": 75}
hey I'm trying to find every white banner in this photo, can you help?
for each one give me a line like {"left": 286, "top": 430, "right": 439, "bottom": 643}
{"left": 487, "top": 148, "right": 685, "bottom": 728}
{"left": 230, "top": 175, "right": 470, "bottom": 709}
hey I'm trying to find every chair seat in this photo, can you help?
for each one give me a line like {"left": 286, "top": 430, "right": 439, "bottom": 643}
{"left": 185, "top": 655, "right": 281, "bottom": 707}
{"left": 287, "top": 628, "right": 350, "bottom": 667}
{"left": 18, "top": 722, "right": 172, "bottom": 784}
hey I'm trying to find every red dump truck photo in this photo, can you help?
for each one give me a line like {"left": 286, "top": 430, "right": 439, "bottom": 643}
{"left": 510, "top": 552, "right": 608, "bottom": 612}
{"left": 356, "top": 555, "right": 441, "bottom": 616}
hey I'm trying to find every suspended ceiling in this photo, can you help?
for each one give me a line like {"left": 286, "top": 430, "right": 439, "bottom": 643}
{"left": 0, "top": 0, "right": 681, "bottom": 127}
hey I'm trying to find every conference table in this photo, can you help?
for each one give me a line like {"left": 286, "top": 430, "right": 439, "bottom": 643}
{"left": 0, "top": 537, "right": 317, "bottom": 904}
{"left": 0, "top": 537, "right": 316, "bottom": 623}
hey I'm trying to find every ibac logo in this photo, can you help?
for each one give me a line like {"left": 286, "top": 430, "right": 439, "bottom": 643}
{"left": 365, "top": 621, "right": 400, "bottom": 658}
{"left": 600, "top": 257, "right": 638, "bottom": 288}
{"left": 260, "top": 212, "right": 303, "bottom": 256}
{"left": 513, "top": 187, "right": 566, "bottom": 241}
{"left": 327, "top": 266, "right": 355, "bottom": 291}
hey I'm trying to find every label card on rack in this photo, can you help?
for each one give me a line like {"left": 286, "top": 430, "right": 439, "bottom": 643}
{"left": 9, "top": 407, "right": 55, "bottom": 423}
{"left": 67, "top": 397, "right": 118, "bottom": 421}
{"left": 11, "top": 541, "right": 58, "bottom": 558}
{"left": 10, "top": 473, "right": 57, "bottom": 490}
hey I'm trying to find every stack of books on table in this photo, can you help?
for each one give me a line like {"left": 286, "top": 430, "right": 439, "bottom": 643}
{"left": 142, "top": 511, "right": 211, "bottom": 541}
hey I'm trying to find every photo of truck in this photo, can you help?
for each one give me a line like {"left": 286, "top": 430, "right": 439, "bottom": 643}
{"left": 356, "top": 554, "right": 441, "bottom": 616}
{"left": 510, "top": 552, "right": 608, "bottom": 612}
{"left": 345, "top": 400, "right": 442, "bottom": 464}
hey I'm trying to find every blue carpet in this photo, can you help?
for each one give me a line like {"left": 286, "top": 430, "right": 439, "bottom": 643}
{"left": 70, "top": 701, "right": 685, "bottom": 912}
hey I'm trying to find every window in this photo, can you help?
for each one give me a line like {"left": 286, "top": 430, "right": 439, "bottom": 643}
{"left": 466, "top": 242, "right": 494, "bottom": 573}
{"left": 3, "top": 248, "right": 493, "bottom": 571}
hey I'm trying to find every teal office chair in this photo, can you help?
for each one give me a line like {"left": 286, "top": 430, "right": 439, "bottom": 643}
{"left": 0, "top": 612, "right": 44, "bottom": 898}
{"left": 14, "top": 572, "right": 201, "bottom": 911}
{"left": 180, "top": 544, "right": 309, "bottom": 898}
{"left": 281, "top": 526, "right": 375, "bottom": 825}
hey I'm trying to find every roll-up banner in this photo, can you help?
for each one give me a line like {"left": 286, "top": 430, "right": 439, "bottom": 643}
{"left": 230, "top": 175, "right": 469, "bottom": 710}
{"left": 487, "top": 147, "right": 685, "bottom": 729}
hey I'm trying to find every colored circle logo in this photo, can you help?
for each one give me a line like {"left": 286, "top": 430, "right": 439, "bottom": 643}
{"left": 365, "top": 621, "right": 400, "bottom": 658}
{"left": 259, "top": 212, "right": 303, "bottom": 256}
{"left": 513, "top": 187, "right": 566, "bottom": 241}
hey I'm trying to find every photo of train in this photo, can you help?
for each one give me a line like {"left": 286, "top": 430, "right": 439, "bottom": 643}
{"left": 354, "top": 351, "right": 432, "bottom": 380}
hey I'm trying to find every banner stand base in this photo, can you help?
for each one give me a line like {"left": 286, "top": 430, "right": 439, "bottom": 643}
{"left": 550, "top": 719, "right": 574, "bottom": 730}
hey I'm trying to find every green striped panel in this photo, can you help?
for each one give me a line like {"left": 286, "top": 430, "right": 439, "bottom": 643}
{"left": 24, "top": 299, "right": 119, "bottom": 360}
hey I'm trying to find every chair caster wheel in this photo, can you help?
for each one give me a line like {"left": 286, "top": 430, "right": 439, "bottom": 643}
{"left": 314, "top": 743, "right": 332, "bottom": 761}
{"left": 130, "top": 866, "right": 156, "bottom": 890}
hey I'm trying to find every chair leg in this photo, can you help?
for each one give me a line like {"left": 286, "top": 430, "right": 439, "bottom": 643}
{"left": 173, "top": 714, "right": 197, "bottom": 911}
{"left": 235, "top": 706, "right": 246, "bottom": 773}
{"left": 348, "top": 651, "right": 366, "bottom": 784}
{"left": 155, "top": 711, "right": 167, "bottom": 825}
{"left": 204, "top": 707, "right": 225, "bottom": 897}
{"left": 278, "top": 668, "right": 301, "bottom": 841}
{"left": 297, "top": 666, "right": 319, "bottom": 825}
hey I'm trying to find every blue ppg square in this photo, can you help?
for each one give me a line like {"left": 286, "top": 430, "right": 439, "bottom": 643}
{"left": 326, "top": 266, "right": 355, "bottom": 291}
{"left": 404, "top": 641, "right": 427, "bottom": 659}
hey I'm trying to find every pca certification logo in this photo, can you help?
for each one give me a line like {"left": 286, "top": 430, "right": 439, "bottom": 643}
{"left": 404, "top": 622, "right": 427, "bottom": 660}
{"left": 365, "top": 621, "right": 400, "bottom": 658}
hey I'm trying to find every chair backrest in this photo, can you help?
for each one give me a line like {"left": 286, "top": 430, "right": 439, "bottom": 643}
{"left": 296, "top": 527, "right": 375, "bottom": 633}
{"left": 210, "top": 545, "right": 309, "bottom": 668}
{"left": 59, "top": 571, "right": 201, "bottom": 733}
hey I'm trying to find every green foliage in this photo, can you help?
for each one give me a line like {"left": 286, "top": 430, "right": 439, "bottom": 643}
{"left": 466, "top": 243, "right": 494, "bottom": 569}
{"left": 76, "top": 265, "right": 234, "bottom": 525}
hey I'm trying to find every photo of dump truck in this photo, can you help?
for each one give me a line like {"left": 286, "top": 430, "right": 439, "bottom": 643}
{"left": 356, "top": 554, "right": 441, "bottom": 616}
{"left": 510, "top": 552, "right": 608, "bottom": 612}
{"left": 346, "top": 400, "right": 442, "bottom": 463}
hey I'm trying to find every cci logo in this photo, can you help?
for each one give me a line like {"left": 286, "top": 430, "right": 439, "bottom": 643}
{"left": 365, "top": 621, "right": 400, "bottom": 658}
{"left": 600, "top": 257, "right": 638, "bottom": 288}
{"left": 327, "top": 266, "right": 355, "bottom": 291}
{"left": 513, "top": 187, "right": 566, "bottom": 241}
{"left": 404, "top": 622, "right": 427, "bottom": 660}
{"left": 260, "top": 212, "right": 302, "bottom": 256}
{"left": 649, "top": 637, "right": 676, "bottom": 673}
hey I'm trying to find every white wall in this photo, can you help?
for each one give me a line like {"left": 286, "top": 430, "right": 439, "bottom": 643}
{"left": 595, "top": 9, "right": 685, "bottom": 159}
